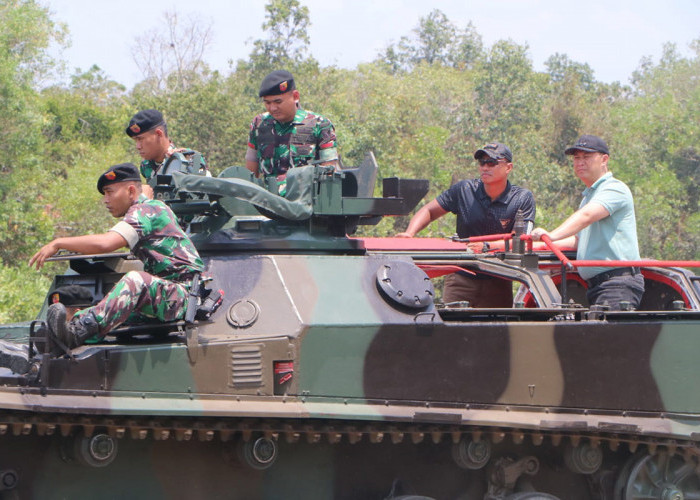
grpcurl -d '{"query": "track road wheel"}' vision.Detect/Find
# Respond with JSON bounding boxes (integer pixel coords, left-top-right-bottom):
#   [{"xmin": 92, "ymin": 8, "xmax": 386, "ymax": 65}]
[
  {"xmin": 564, "ymin": 442, "xmax": 603, "ymax": 474},
  {"xmin": 452, "ymin": 438, "xmax": 492, "ymax": 470},
  {"xmin": 63, "ymin": 431, "xmax": 118, "ymax": 468},
  {"xmin": 614, "ymin": 452, "xmax": 700, "ymax": 500},
  {"xmin": 236, "ymin": 436, "xmax": 278, "ymax": 470},
  {"xmin": 0, "ymin": 470, "xmax": 17, "ymax": 491}
]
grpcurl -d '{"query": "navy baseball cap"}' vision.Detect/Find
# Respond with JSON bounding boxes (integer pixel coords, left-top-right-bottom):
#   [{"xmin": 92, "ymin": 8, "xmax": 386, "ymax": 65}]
[
  {"xmin": 474, "ymin": 142, "xmax": 513, "ymax": 162},
  {"xmin": 565, "ymin": 135, "xmax": 610, "ymax": 155}
]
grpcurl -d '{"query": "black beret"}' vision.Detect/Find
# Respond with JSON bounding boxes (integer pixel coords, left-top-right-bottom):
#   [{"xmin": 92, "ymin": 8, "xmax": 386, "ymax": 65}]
[
  {"xmin": 125, "ymin": 109, "xmax": 165, "ymax": 137},
  {"xmin": 565, "ymin": 134, "xmax": 610, "ymax": 155},
  {"xmin": 259, "ymin": 70, "xmax": 296, "ymax": 97},
  {"xmin": 48, "ymin": 285, "xmax": 94, "ymax": 308},
  {"xmin": 97, "ymin": 163, "xmax": 141, "ymax": 194},
  {"xmin": 474, "ymin": 142, "xmax": 513, "ymax": 162}
]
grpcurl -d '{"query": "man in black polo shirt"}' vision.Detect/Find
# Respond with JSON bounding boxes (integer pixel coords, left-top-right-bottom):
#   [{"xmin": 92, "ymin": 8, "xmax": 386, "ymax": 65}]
[{"xmin": 397, "ymin": 142, "xmax": 535, "ymax": 307}]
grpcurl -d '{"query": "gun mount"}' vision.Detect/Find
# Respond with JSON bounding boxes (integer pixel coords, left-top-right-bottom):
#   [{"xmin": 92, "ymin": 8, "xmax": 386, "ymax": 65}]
[{"xmin": 152, "ymin": 152, "xmax": 428, "ymax": 243}]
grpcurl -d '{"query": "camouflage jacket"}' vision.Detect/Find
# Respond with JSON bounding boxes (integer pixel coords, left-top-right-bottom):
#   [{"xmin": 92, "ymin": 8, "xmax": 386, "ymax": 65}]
[
  {"xmin": 110, "ymin": 195, "xmax": 204, "ymax": 283},
  {"xmin": 248, "ymin": 108, "xmax": 338, "ymax": 177},
  {"xmin": 140, "ymin": 143, "xmax": 207, "ymax": 181}
]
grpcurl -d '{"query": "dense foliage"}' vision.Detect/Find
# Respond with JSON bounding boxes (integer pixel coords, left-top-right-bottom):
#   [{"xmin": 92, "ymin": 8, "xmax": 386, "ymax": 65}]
[{"xmin": 0, "ymin": 0, "xmax": 698, "ymax": 321}]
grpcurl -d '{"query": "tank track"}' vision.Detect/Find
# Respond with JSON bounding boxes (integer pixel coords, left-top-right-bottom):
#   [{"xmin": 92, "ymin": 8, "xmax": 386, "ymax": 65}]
[
  {"xmin": 1, "ymin": 412, "xmax": 699, "ymax": 499},
  {"xmin": 0, "ymin": 411, "xmax": 697, "ymax": 459}
]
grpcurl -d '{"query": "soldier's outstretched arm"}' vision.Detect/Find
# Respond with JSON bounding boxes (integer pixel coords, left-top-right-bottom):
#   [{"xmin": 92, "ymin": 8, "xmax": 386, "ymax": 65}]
[{"xmin": 29, "ymin": 232, "xmax": 128, "ymax": 270}]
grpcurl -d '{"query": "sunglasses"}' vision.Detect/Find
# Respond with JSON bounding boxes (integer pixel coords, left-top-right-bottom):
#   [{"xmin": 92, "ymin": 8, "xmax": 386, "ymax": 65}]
[{"xmin": 478, "ymin": 158, "xmax": 504, "ymax": 166}]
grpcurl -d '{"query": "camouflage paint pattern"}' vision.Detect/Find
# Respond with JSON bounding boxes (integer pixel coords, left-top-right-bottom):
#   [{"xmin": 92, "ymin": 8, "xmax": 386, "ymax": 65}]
[{"xmin": 0, "ymin": 165, "xmax": 698, "ymax": 499}]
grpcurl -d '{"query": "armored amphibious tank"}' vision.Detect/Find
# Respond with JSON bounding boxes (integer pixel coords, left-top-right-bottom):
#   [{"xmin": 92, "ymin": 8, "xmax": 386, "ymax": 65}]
[{"xmin": 0, "ymin": 154, "xmax": 699, "ymax": 500}]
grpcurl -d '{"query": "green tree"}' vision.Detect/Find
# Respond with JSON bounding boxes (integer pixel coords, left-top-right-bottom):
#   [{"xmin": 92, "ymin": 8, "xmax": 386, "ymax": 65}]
[
  {"xmin": 42, "ymin": 66, "xmax": 128, "ymax": 145},
  {"xmin": 146, "ymin": 72, "xmax": 255, "ymax": 172},
  {"xmin": 611, "ymin": 41, "xmax": 700, "ymax": 259},
  {"xmin": 0, "ymin": 0, "xmax": 68, "ymax": 274},
  {"xmin": 468, "ymin": 40, "xmax": 545, "ymax": 148},
  {"xmin": 247, "ymin": 0, "xmax": 313, "ymax": 75},
  {"xmin": 0, "ymin": 0, "xmax": 66, "ymax": 169},
  {"xmin": 378, "ymin": 10, "xmax": 482, "ymax": 72}
]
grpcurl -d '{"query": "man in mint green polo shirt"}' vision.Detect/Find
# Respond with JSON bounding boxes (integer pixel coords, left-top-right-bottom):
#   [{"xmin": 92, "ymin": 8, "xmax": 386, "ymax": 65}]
[{"xmin": 531, "ymin": 135, "xmax": 644, "ymax": 310}]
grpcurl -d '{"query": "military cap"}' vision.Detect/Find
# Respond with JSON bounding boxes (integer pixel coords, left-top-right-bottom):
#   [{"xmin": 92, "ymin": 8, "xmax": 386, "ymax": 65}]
[
  {"xmin": 474, "ymin": 142, "xmax": 513, "ymax": 162},
  {"xmin": 125, "ymin": 109, "xmax": 165, "ymax": 137},
  {"xmin": 565, "ymin": 134, "xmax": 610, "ymax": 155},
  {"xmin": 47, "ymin": 285, "xmax": 94, "ymax": 308},
  {"xmin": 259, "ymin": 70, "xmax": 296, "ymax": 97},
  {"xmin": 97, "ymin": 163, "xmax": 141, "ymax": 194}
]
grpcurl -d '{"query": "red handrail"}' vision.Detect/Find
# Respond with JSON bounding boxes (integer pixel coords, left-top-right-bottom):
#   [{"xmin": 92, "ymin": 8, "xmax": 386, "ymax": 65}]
[
  {"xmin": 464, "ymin": 233, "xmax": 513, "ymax": 242},
  {"xmin": 572, "ymin": 260, "xmax": 700, "ymax": 268},
  {"xmin": 521, "ymin": 234, "xmax": 700, "ymax": 269},
  {"xmin": 539, "ymin": 235, "xmax": 574, "ymax": 270}
]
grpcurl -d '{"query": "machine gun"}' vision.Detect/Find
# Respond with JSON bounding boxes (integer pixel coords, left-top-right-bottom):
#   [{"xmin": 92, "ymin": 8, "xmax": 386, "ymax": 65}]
[{"xmin": 149, "ymin": 152, "xmax": 429, "ymax": 238}]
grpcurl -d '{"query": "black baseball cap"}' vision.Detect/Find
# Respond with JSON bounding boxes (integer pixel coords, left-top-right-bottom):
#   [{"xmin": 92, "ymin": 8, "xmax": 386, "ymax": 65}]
[
  {"xmin": 565, "ymin": 135, "xmax": 610, "ymax": 155},
  {"xmin": 47, "ymin": 285, "xmax": 94, "ymax": 308},
  {"xmin": 125, "ymin": 109, "xmax": 165, "ymax": 137},
  {"xmin": 97, "ymin": 163, "xmax": 141, "ymax": 194},
  {"xmin": 474, "ymin": 142, "xmax": 513, "ymax": 162},
  {"xmin": 259, "ymin": 70, "xmax": 296, "ymax": 97}
]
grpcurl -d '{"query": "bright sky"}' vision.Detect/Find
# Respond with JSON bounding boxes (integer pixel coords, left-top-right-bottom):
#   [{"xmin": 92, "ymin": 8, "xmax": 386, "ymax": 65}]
[{"xmin": 46, "ymin": 0, "xmax": 699, "ymax": 89}]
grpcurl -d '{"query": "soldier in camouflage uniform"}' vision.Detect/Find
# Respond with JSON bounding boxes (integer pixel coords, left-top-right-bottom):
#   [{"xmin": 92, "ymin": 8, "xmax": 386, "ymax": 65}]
[
  {"xmin": 126, "ymin": 109, "xmax": 207, "ymax": 198},
  {"xmin": 245, "ymin": 70, "xmax": 338, "ymax": 193},
  {"xmin": 29, "ymin": 163, "xmax": 204, "ymax": 351}
]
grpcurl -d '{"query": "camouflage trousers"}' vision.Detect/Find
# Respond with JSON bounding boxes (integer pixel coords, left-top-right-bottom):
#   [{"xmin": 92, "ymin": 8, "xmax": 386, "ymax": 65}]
[{"xmin": 74, "ymin": 271, "xmax": 189, "ymax": 337}]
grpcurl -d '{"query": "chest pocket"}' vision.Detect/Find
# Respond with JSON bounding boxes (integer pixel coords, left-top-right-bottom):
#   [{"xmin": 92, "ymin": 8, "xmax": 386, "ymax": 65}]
[
  {"xmin": 294, "ymin": 145, "xmax": 314, "ymax": 156},
  {"xmin": 292, "ymin": 132, "xmax": 313, "ymax": 145}
]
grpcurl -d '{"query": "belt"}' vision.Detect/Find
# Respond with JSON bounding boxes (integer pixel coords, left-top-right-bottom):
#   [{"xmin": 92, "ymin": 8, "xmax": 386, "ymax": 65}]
[{"xmin": 586, "ymin": 267, "xmax": 640, "ymax": 288}]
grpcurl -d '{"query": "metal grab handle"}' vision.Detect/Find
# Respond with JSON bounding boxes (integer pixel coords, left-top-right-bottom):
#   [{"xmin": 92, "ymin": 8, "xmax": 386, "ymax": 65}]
[
  {"xmin": 541, "ymin": 235, "xmax": 575, "ymax": 270},
  {"xmin": 463, "ymin": 233, "xmax": 513, "ymax": 243}
]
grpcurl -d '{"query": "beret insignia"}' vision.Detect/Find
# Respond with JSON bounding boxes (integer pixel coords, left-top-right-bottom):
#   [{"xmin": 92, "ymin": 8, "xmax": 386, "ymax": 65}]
[
  {"xmin": 279, "ymin": 81, "xmax": 288, "ymax": 92},
  {"xmin": 105, "ymin": 171, "xmax": 116, "ymax": 180},
  {"xmin": 129, "ymin": 124, "xmax": 141, "ymax": 134},
  {"xmin": 51, "ymin": 293, "xmax": 60, "ymax": 304}
]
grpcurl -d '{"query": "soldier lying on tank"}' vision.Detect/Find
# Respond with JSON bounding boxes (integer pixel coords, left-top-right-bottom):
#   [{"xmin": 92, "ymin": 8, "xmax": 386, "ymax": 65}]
[
  {"xmin": 396, "ymin": 142, "xmax": 536, "ymax": 308},
  {"xmin": 245, "ymin": 70, "xmax": 339, "ymax": 196},
  {"xmin": 29, "ymin": 163, "xmax": 205, "ymax": 354},
  {"xmin": 126, "ymin": 109, "xmax": 208, "ymax": 199}
]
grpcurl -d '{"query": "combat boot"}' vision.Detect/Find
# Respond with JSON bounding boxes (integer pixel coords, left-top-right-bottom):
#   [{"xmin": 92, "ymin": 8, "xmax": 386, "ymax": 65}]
[
  {"xmin": 47, "ymin": 304, "xmax": 100, "ymax": 351},
  {"xmin": 46, "ymin": 303, "xmax": 70, "ymax": 355},
  {"xmin": 34, "ymin": 321, "xmax": 63, "ymax": 357},
  {"xmin": 67, "ymin": 313, "xmax": 100, "ymax": 348}
]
